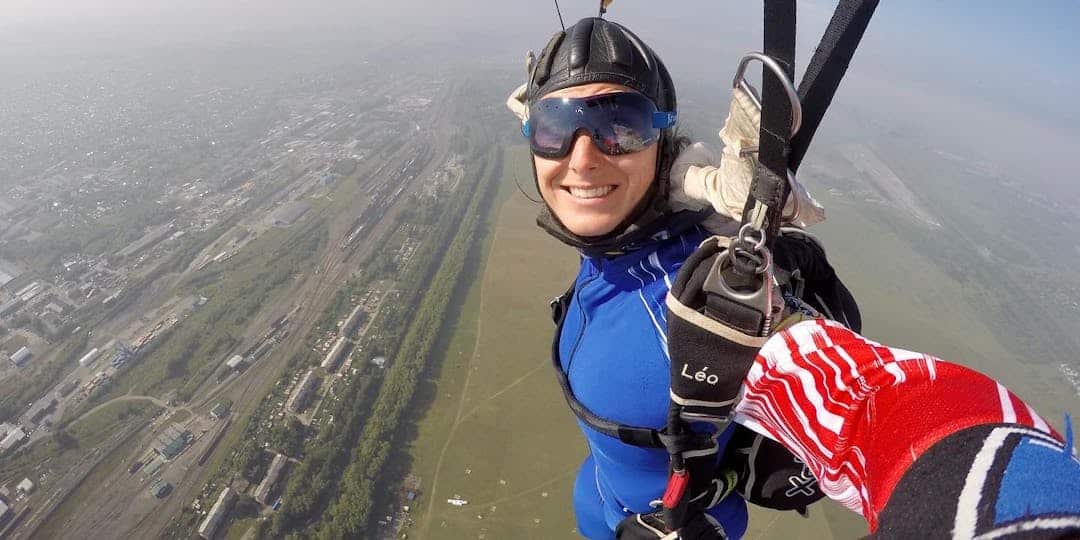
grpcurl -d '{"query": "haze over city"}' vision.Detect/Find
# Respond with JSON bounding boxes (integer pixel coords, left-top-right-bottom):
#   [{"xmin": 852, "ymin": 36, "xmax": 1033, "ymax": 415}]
[{"xmin": 0, "ymin": 1, "xmax": 1076, "ymax": 539}]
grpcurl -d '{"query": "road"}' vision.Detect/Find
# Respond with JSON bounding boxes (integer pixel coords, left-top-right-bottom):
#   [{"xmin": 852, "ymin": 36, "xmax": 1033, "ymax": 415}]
[{"xmin": 65, "ymin": 394, "xmax": 184, "ymax": 426}]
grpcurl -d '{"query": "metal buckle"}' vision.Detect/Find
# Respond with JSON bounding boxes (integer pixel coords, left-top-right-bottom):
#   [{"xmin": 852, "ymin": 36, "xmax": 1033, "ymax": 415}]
[
  {"xmin": 736, "ymin": 222, "xmax": 766, "ymax": 255},
  {"xmin": 701, "ymin": 239, "xmax": 777, "ymax": 337}
]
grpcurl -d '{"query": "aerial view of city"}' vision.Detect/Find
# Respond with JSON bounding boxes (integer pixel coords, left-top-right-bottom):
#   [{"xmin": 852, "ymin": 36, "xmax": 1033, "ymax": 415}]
[{"xmin": 0, "ymin": 1, "xmax": 1077, "ymax": 539}]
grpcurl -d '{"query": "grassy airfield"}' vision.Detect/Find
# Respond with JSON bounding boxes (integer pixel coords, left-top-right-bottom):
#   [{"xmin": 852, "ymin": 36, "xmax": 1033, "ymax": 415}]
[
  {"xmin": 402, "ymin": 147, "xmax": 585, "ymax": 539},
  {"xmin": 402, "ymin": 144, "xmax": 1077, "ymax": 539},
  {"xmin": 812, "ymin": 186, "xmax": 1078, "ymax": 427}
]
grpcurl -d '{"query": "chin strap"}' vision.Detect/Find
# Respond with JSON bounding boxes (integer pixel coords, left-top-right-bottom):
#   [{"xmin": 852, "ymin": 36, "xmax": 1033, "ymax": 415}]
[{"xmin": 535, "ymin": 202, "xmax": 711, "ymax": 258}]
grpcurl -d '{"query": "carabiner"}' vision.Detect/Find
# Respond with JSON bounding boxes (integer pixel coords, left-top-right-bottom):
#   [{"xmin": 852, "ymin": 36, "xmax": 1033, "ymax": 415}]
[{"xmin": 732, "ymin": 52, "xmax": 803, "ymax": 138}]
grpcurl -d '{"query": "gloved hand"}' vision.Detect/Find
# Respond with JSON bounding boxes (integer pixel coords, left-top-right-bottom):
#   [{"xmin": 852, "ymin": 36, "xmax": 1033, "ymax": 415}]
[
  {"xmin": 651, "ymin": 232, "xmax": 833, "ymax": 538},
  {"xmin": 617, "ymin": 235, "xmax": 779, "ymax": 538},
  {"xmin": 505, "ymin": 50, "xmax": 535, "ymax": 122},
  {"xmin": 506, "ymin": 82, "xmax": 527, "ymax": 122},
  {"xmin": 668, "ymin": 85, "xmax": 825, "ymax": 230},
  {"xmin": 616, "ymin": 509, "xmax": 730, "ymax": 539},
  {"xmin": 720, "ymin": 424, "xmax": 824, "ymax": 512},
  {"xmin": 665, "ymin": 235, "xmax": 778, "ymax": 422},
  {"xmin": 616, "ymin": 234, "xmax": 832, "ymax": 538}
]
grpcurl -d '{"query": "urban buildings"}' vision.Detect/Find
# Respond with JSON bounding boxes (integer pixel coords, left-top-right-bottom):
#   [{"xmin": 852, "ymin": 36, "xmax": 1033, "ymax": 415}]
[
  {"xmin": 254, "ymin": 453, "xmax": 287, "ymax": 504},
  {"xmin": 320, "ymin": 337, "xmax": 348, "ymax": 372},
  {"xmin": 152, "ymin": 424, "xmax": 193, "ymax": 461},
  {"xmin": 0, "ymin": 426, "xmax": 26, "ymax": 452},
  {"xmin": 286, "ymin": 369, "xmax": 319, "ymax": 413},
  {"xmin": 78, "ymin": 347, "xmax": 100, "ymax": 367},
  {"xmin": 225, "ymin": 354, "xmax": 244, "ymax": 371},
  {"xmin": 197, "ymin": 487, "xmax": 236, "ymax": 539},
  {"xmin": 9, "ymin": 346, "xmax": 31, "ymax": 367}
]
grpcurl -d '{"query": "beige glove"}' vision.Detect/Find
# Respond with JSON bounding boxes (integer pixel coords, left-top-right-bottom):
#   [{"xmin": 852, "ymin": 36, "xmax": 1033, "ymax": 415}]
[
  {"xmin": 506, "ymin": 51, "xmax": 535, "ymax": 122},
  {"xmin": 506, "ymin": 83, "xmax": 527, "ymax": 122},
  {"xmin": 670, "ymin": 86, "xmax": 825, "ymax": 230}
]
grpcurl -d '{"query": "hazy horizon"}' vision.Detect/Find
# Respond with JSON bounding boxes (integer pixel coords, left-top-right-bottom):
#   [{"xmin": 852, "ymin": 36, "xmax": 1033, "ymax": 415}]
[{"xmin": 4, "ymin": 1, "xmax": 1077, "ymax": 193}]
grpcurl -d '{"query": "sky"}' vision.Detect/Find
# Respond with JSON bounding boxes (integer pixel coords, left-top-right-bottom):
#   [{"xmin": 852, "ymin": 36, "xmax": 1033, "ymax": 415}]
[{"xmin": 1, "ymin": 0, "xmax": 1077, "ymax": 194}]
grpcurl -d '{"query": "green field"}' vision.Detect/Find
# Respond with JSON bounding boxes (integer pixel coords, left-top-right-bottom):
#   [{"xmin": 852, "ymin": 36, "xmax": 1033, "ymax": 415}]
[
  {"xmin": 811, "ymin": 186, "xmax": 1079, "ymax": 424},
  {"xmin": 402, "ymin": 147, "xmax": 585, "ymax": 539}
]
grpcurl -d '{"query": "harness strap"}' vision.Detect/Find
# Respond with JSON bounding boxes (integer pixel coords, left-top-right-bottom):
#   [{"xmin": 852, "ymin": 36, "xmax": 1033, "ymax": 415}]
[
  {"xmin": 741, "ymin": 0, "xmax": 797, "ymax": 247},
  {"xmin": 790, "ymin": 0, "xmax": 880, "ymax": 172},
  {"xmin": 547, "ymin": 229, "xmax": 861, "ymax": 451},
  {"xmin": 549, "ymin": 286, "xmax": 665, "ymax": 448}
]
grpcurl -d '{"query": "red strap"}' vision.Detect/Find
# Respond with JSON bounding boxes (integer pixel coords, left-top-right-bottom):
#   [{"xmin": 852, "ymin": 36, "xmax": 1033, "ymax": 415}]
[{"xmin": 662, "ymin": 469, "xmax": 690, "ymax": 509}]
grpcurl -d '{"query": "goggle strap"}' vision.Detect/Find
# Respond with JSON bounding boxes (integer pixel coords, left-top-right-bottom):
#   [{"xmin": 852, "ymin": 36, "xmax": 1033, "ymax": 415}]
[{"xmin": 653, "ymin": 111, "xmax": 678, "ymax": 129}]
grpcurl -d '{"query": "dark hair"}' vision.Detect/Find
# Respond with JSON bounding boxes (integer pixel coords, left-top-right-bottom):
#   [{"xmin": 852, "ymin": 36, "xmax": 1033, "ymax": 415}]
[{"xmin": 657, "ymin": 129, "xmax": 691, "ymax": 194}]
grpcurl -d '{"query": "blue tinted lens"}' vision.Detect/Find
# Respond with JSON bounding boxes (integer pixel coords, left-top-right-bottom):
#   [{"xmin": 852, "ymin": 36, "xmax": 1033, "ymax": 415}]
[{"xmin": 527, "ymin": 92, "xmax": 670, "ymax": 158}]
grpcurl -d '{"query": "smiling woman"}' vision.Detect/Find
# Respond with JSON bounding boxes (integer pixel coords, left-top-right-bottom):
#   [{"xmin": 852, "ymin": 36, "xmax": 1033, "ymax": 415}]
[
  {"xmin": 531, "ymin": 84, "xmax": 660, "ymax": 237},
  {"xmin": 521, "ymin": 17, "xmax": 699, "ymax": 258},
  {"xmin": 518, "ymin": 16, "xmax": 756, "ymax": 540}
]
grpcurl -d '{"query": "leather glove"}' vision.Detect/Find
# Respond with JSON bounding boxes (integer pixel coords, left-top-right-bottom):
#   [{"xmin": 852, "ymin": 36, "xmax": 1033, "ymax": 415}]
[
  {"xmin": 721, "ymin": 424, "xmax": 824, "ymax": 512},
  {"xmin": 666, "ymin": 235, "xmax": 779, "ymax": 423},
  {"xmin": 645, "ymin": 235, "xmax": 781, "ymax": 537},
  {"xmin": 619, "ymin": 235, "xmax": 829, "ymax": 539},
  {"xmin": 667, "ymin": 235, "xmax": 829, "ymax": 523}
]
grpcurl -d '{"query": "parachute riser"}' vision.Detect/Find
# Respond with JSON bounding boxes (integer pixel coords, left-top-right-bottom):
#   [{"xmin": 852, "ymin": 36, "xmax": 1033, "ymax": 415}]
[{"xmin": 657, "ymin": 2, "xmax": 880, "ymax": 535}]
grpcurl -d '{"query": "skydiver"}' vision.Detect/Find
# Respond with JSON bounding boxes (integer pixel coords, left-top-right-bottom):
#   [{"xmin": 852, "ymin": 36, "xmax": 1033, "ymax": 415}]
[
  {"xmin": 508, "ymin": 15, "xmax": 1079, "ymax": 540},
  {"xmin": 508, "ymin": 16, "xmax": 832, "ymax": 539}
]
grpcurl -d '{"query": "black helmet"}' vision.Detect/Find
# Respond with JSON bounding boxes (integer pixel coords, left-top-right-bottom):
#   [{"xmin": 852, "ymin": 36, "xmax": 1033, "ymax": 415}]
[
  {"xmin": 527, "ymin": 17, "xmax": 676, "ymax": 114},
  {"xmin": 527, "ymin": 17, "xmax": 705, "ymax": 256}
]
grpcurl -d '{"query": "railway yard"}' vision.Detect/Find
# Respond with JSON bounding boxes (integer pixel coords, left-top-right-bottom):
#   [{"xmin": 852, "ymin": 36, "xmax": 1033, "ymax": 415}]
[{"xmin": 0, "ymin": 54, "xmax": 507, "ymax": 538}]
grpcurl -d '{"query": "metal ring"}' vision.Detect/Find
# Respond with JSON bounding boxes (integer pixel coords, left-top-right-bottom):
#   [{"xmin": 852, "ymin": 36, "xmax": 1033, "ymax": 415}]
[
  {"xmin": 754, "ymin": 246, "xmax": 772, "ymax": 275},
  {"xmin": 732, "ymin": 52, "xmax": 802, "ymax": 137},
  {"xmin": 736, "ymin": 222, "xmax": 766, "ymax": 253},
  {"xmin": 781, "ymin": 169, "xmax": 801, "ymax": 223}
]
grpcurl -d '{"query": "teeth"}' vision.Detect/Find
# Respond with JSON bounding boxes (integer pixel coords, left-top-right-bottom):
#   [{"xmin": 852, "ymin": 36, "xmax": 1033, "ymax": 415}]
[{"xmin": 567, "ymin": 185, "xmax": 615, "ymax": 199}]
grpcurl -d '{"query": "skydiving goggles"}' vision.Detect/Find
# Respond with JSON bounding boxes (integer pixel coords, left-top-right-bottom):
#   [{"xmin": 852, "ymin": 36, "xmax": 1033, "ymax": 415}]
[{"xmin": 521, "ymin": 92, "xmax": 677, "ymax": 159}]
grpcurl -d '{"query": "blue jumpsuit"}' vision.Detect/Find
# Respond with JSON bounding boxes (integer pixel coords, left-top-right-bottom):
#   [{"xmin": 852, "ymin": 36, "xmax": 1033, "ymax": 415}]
[{"xmin": 557, "ymin": 225, "xmax": 749, "ymax": 539}]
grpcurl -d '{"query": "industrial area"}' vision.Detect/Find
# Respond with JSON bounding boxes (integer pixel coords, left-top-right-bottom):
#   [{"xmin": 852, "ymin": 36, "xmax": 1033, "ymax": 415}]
[{"xmin": 0, "ymin": 36, "xmax": 498, "ymax": 537}]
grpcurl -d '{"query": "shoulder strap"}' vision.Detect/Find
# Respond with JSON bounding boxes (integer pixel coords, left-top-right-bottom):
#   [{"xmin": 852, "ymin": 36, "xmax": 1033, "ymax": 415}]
[
  {"xmin": 741, "ymin": 0, "xmax": 798, "ymax": 247},
  {"xmin": 740, "ymin": 0, "xmax": 879, "ymax": 248}
]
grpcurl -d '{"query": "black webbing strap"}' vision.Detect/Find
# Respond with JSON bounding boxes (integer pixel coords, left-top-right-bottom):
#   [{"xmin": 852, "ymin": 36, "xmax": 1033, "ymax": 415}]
[
  {"xmin": 549, "ymin": 286, "xmax": 664, "ymax": 448},
  {"xmin": 790, "ymin": 0, "xmax": 880, "ymax": 172},
  {"xmin": 741, "ymin": 0, "xmax": 797, "ymax": 247}
]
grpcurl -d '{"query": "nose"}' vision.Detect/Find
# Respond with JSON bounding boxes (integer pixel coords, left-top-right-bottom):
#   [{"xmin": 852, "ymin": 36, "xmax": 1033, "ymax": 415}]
[{"xmin": 567, "ymin": 130, "xmax": 604, "ymax": 173}]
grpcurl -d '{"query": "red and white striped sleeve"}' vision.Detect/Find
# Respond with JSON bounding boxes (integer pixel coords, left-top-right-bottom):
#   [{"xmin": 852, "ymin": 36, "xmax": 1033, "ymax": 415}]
[{"xmin": 731, "ymin": 318, "xmax": 1060, "ymax": 531}]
